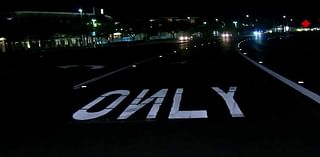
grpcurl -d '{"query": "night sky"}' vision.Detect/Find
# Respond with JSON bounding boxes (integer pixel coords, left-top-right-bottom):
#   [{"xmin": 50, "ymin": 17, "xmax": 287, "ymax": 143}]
[{"xmin": 1, "ymin": 0, "xmax": 319, "ymax": 19}]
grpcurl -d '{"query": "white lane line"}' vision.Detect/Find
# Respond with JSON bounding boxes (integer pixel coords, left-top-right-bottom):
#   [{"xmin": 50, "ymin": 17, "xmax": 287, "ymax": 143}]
[
  {"xmin": 237, "ymin": 46, "xmax": 320, "ymax": 104},
  {"xmin": 57, "ymin": 65, "xmax": 78, "ymax": 69},
  {"xmin": 73, "ymin": 56, "xmax": 158, "ymax": 89}
]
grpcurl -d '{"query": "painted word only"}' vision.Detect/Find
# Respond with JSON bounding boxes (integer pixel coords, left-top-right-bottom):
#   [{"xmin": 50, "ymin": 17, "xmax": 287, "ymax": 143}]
[{"xmin": 73, "ymin": 87, "xmax": 245, "ymax": 120}]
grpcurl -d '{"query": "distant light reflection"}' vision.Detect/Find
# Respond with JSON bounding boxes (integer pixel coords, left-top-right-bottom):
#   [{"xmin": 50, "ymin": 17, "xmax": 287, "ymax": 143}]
[
  {"xmin": 179, "ymin": 42, "xmax": 189, "ymax": 50},
  {"xmin": 221, "ymin": 33, "xmax": 231, "ymax": 48},
  {"xmin": 253, "ymin": 30, "xmax": 263, "ymax": 44},
  {"xmin": 221, "ymin": 34, "xmax": 230, "ymax": 43}
]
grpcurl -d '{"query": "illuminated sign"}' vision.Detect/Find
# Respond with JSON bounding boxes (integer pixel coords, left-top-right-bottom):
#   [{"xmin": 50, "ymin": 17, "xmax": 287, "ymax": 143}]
[
  {"xmin": 72, "ymin": 87, "xmax": 245, "ymax": 121},
  {"xmin": 301, "ymin": 20, "xmax": 311, "ymax": 28}
]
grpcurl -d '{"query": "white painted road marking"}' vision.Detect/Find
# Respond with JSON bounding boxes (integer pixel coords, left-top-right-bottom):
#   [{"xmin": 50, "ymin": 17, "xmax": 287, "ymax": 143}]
[
  {"xmin": 73, "ymin": 87, "xmax": 245, "ymax": 121},
  {"xmin": 73, "ymin": 65, "xmax": 132, "ymax": 90},
  {"xmin": 117, "ymin": 89, "xmax": 168, "ymax": 119},
  {"xmin": 238, "ymin": 41, "xmax": 320, "ymax": 104},
  {"xmin": 169, "ymin": 88, "xmax": 208, "ymax": 119},
  {"xmin": 57, "ymin": 65, "xmax": 78, "ymax": 69},
  {"xmin": 73, "ymin": 90, "xmax": 130, "ymax": 120},
  {"xmin": 85, "ymin": 65, "xmax": 105, "ymax": 70},
  {"xmin": 57, "ymin": 65, "xmax": 105, "ymax": 70},
  {"xmin": 73, "ymin": 56, "xmax": 158, "ymax": 89},
  {"xmin": 212, "ymin": 87, "xmax": 245, "ymax": 117}
]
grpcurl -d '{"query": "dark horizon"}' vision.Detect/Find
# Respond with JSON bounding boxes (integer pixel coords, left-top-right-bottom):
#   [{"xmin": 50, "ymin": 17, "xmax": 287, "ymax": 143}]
[{"xmin": 1, "ymin": 0, "xmax": 320, "ymax": 18}]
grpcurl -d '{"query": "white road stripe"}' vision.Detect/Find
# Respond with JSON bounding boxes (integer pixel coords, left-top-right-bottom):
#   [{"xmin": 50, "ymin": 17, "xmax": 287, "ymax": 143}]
[
  {"xmin": 73, "ymin": 56, "xmax": 158, "ymax": 89},
  {"xmin": 237, "ymin": 42, "xmax": 320, "ymax": 104}
]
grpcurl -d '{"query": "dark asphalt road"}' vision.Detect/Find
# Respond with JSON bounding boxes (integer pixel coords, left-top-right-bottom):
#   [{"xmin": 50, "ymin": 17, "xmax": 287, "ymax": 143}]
[
  {"xmin": 243, "ymin": 32, "xmax": 320, "ymax": 94},
  {"xmin": 1, "ymin": 35, "xmax": 320, "ymax": 156}
]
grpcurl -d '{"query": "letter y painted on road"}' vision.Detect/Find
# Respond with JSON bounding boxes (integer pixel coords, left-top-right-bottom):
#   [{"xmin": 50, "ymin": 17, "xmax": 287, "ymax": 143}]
[{"xmin": 212, "ymin": 87, "xmax": 245, "ymax": 117}]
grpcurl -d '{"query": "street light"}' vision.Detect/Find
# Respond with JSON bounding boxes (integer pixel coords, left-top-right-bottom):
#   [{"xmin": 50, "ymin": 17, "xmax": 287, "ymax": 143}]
[
  {"xmin": 78, "ymin": 8, "xmax": 84, "ymax": 47},
  {"xmin": 91, "ymin": 19, "xmax": 97, "ymax": 27},
  {"xmin": 246, "ymin": 14, "xmax": 250, "ymax": 18},
  {"xmin": 233, "ymin": 21, "xmax": 238, "ymax": 28},
  {"xmin": 78, "ymin": 8, "xmax": 84, "ymax": 20},
  {"xmin": 282, "ymin": 15, "xmax": 289, "ymax": 32},
  {"xmin": 78, "ymin": 8, "xmax": 83, "ymax": 13}
]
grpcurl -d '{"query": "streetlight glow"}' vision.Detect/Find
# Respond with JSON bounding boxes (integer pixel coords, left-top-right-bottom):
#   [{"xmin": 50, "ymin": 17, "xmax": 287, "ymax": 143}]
[
  {"xmin": 233, "ymin": 21, "xmax": 238, "ymax": 28},
  {"xmin": 284, "ymin": 26, "xmax": 289, "ymax": 32}
]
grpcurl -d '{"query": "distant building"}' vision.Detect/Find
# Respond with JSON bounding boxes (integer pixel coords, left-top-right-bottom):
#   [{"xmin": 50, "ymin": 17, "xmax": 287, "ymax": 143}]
[
  {"xmin": 0, "ymin": 12, "xmax": 210, "ymax": 52},
  {"xmin": 0, "ymin": 10, "xmax": 113, "ymax": 52}
]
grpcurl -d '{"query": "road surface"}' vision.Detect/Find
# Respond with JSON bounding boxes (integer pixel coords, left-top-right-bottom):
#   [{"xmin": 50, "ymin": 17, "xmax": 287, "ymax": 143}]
[{"xmin": 1, "ymin": 35, "xmax": 320, "ymax": 156}]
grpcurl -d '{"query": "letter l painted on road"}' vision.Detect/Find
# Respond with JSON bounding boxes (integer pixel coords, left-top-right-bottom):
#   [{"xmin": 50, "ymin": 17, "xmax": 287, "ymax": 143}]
[{"xmin": 169, "ymin": 88, "xmax": 208, "ymax": 119}]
